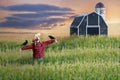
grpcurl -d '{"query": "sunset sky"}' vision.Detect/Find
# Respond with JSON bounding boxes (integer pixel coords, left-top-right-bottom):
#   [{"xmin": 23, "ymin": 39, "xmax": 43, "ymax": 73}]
[{"xmin": 0, "ymin": 0, "xmax": 120, "ymax": 29}]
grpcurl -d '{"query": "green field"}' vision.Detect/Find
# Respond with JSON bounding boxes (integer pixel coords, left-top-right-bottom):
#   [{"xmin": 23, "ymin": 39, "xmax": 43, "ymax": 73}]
[{"xmin": 0, "ymin": 36, "xmax": 120, "ymax": 80}]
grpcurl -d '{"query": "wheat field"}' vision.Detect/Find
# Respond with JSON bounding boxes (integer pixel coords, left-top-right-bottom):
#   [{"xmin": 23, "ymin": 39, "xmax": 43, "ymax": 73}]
[{"xmin": 0, "ymin": 36, "xmax": 120, "ymax": 80}]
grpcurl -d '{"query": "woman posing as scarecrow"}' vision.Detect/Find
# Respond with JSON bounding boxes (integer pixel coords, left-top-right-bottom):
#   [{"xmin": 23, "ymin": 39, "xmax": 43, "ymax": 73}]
[{"xmin": 21, "ymin": 33, "xmax": 57, "ymax": 62}]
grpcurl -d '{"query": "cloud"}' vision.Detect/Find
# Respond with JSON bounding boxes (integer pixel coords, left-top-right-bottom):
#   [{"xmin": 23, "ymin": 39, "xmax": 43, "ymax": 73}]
[
  {"xmin": 0, "ymin": 16, "xmax": 65, "ymax": 28},
  {"xmin": 12, "ymin": 12, "xmax": 73, "ymax": 18},
  {"xmin": 0, "ymin": 4, "xmax": 73, "ymax": 12},
  {"xmin": 0, "ymin": 4, "xmax": 74, "ymax": 28},
  {"xmin": 0, "ymin": 5, "xmax": 6, "ymax": 10}
]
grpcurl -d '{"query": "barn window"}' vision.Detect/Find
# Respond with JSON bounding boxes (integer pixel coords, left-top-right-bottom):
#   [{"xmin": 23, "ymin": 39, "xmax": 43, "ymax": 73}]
[{"xmin": 88, "ymin": 13, "xmax": 98, "ymax": 25}]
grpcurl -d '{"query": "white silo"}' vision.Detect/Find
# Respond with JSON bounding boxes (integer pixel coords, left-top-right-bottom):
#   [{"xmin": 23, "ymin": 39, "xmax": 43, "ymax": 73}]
[{"xmin": 95, "ymin": 2, "xmax": 106, "ymax": 20}]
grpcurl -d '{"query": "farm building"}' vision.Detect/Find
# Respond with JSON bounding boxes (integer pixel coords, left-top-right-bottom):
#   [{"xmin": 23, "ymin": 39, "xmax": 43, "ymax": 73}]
[{"xmin": 70, "ymin": 2, "xmax": 108, "ymax": 36}]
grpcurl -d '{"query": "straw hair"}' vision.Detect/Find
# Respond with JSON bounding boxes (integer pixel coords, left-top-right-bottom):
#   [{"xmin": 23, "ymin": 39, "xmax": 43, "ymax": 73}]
[{"xmin": 33, "ymin": 33, "xmax": 41, "ymax": 42}]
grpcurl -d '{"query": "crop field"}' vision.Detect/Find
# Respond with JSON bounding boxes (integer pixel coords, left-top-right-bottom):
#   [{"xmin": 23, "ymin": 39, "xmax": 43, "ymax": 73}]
[{"xmin": 0, "ymin": 36, "xmax": 120, "ymax": 80}]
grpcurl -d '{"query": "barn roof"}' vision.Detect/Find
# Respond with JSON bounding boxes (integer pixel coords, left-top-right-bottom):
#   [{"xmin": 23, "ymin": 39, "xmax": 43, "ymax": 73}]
[
  {"xmin": 77, "ymin": 13, "xmax": 88, "ymax": 17},
  {"xmin": 71, "ymin": 12, "xmax": 91, "ymax": 28},
  {"xmin": 70, "ymin": 12, "xmax": 104, "ymax": 28},
  {"xmin": 71, "ymin": 16, "xmax": 84, "ymax": 28}
]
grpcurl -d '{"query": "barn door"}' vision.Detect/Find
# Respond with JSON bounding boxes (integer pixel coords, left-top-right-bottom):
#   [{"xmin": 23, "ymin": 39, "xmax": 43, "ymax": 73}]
[
  {"xmin": 87, "ymin": 27, "xmax": 99, "ymax": 35},
  {"xmin": 86, "ymin": 26, "xmax": 100, "ymax": 36}
]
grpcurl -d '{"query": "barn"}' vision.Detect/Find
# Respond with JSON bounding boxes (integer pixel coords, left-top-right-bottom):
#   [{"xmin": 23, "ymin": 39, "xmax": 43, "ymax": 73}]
[{"xmin": 70, "ymin": 2, "xmax": 108, "ymax": 36}]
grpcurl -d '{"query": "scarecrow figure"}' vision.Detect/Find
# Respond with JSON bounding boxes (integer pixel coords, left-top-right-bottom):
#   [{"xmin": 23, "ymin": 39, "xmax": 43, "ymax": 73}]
[{"xmin": 21, "ymin": 33, "xmax": 57, "ymax": 62}]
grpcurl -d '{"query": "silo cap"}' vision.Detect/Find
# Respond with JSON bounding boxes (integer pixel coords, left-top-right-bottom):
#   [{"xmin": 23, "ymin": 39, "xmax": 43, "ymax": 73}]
[{"xmin": 95, "ymin": 2, "xmax": 105, "ymax": 8}]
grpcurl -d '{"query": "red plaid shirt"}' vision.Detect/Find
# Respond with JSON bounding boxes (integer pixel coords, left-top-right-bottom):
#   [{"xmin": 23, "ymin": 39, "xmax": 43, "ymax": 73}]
[{"xmin": 21, "ymin": 40, "xmax": 55, "ymax": 58}]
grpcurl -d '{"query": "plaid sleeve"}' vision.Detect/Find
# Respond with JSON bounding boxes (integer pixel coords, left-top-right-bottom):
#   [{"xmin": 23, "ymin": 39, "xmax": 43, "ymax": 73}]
[{"xmin": 21, "ymin": 44, "xmax": 33, "ymax": 50}]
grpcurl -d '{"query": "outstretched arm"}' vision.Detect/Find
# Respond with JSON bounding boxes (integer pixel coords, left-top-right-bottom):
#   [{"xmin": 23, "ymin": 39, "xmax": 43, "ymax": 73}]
[
  {"xmin": 43, "ymin": 39, "xmax": 56, "ymax": 46},
  {"xmin": 21, "ymin": 44, "xmax": 33, "ymax": 50}
]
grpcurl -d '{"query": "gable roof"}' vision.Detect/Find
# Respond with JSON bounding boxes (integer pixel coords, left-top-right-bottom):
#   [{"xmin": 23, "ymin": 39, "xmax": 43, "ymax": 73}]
[
  {"xmin": 71, "ymin": 12, "xmax": 105, "ymax": 28},
  {"xmin": 71, "ymin": 16, "xmax": 84, "ymax": 28},
  {"xmin": 71, "ymin": 12, "xmax": 91, "ymax": 28},
  {"xmin": 77, "ymin": 13, "xmax": 88, "ymax": 17}
]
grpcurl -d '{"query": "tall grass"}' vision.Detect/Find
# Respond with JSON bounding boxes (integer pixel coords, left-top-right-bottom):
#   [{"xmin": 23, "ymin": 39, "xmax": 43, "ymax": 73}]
[{"xmin": 0, "ymin": 36, "xmax": 120, "ymax": 80}]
